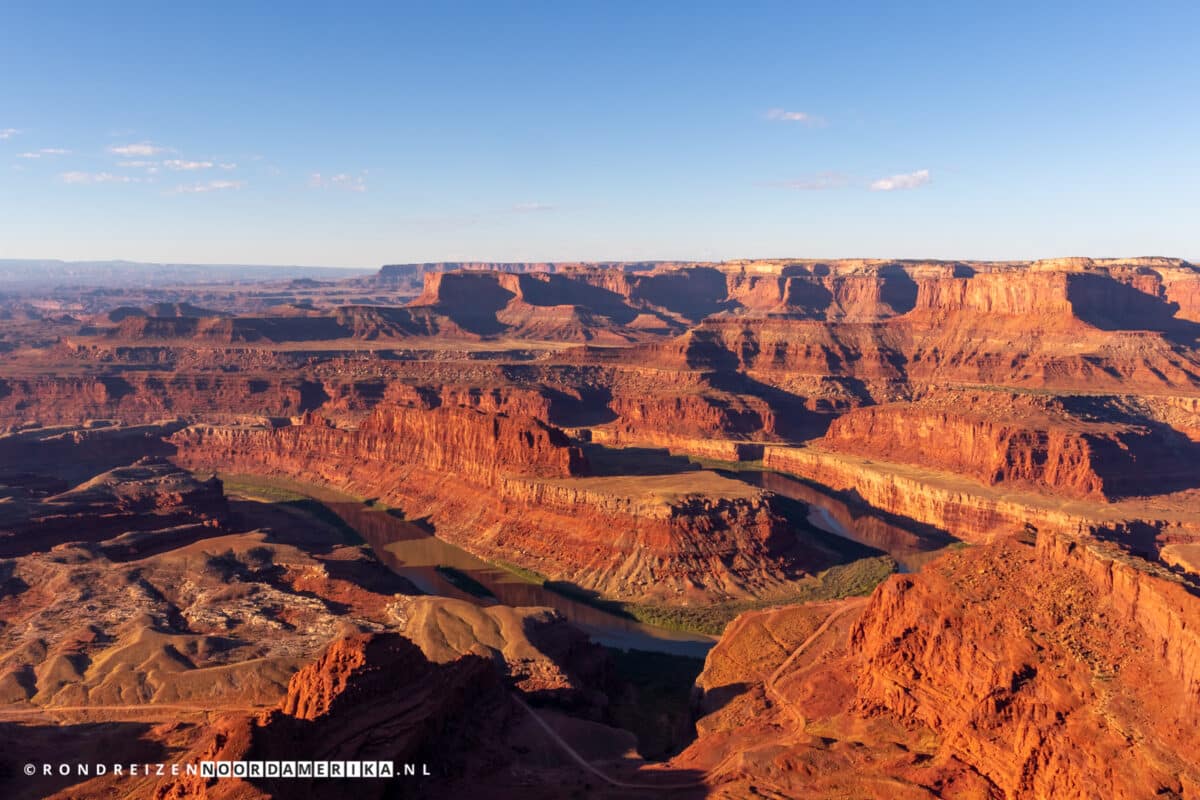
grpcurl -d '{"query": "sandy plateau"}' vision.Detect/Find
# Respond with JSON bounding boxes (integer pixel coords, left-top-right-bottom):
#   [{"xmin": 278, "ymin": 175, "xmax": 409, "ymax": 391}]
[{"xmin": 1, "ymin": 256, "xmax": 1199, "ymax": 798}]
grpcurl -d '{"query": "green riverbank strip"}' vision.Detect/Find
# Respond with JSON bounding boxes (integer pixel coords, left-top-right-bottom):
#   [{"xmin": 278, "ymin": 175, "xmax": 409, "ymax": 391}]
[{"xmin": 494, "ymin": 555, "xmax": 895, "ymax": 636}]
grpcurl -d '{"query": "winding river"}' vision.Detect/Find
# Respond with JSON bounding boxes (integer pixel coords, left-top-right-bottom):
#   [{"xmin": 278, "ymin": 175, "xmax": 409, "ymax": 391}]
[
  {"xmin": 230, "ymin": 468, "xmax": 954, "ymax": 658},
  {"xmin": 737, "ymin": 470, "xmax": 957, "ymax": 573}
]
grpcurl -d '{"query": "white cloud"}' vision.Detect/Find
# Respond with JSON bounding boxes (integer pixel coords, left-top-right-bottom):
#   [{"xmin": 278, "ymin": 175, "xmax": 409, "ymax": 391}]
[
  {"xmin": 163, "ymin": 159, "xmax": 214, "ymax": 171},
  {"xmin": 218, "ymin": 162, "xmax": 237, "ymax": 170},
  {"xmin": 309, "ymin": 172, "xmax": 366, "ymax": 192},
  {"xmin": 0, "ymin": 128, "xmax": 19, "ymax": 140},
  {"xmin": 109, "ymin": 142, "xmax": 170, "ymax": 157},
  {"xmin": 512, "ymin": 202, "xmax": 555, "ymax": 212},
  {"xmin": 869, "ymin": 169, "xmax": 932, "ymax": 192},
  {"xmin": 765, "ymin": 108, "xmax": 823, "ymax": 125},
  {"xmin": 117, "ymin": 160, "xmax": 161, "ymax": 175},
  {"xmin": 61, "ymin": 171, "xmax": 138, "ymax": 184},
  {"xmin": 172, "ymin": 179, "xmax": 245, "ymax": 194},
  {"xmin": 18, "ymin": 148, "xmax": 71, "ymax": 159}
]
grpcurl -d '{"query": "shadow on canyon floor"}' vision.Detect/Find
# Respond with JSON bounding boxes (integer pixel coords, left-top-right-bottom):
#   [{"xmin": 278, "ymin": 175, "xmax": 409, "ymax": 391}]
[
  {"xmin": 0, "ymin": 720, "xmax": 171, "ymax": 800},
  {"xmin": 579, "ymin": 444, "xmax": 700, "ymax": 476}
]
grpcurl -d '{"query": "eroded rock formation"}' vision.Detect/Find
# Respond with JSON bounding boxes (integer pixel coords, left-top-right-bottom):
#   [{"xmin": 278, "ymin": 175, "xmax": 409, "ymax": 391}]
[
  {"xmin": 171, "ymin": 405, "xmax": 833, "ymax": 602},
  {"xmin": 675, "ymin": 534, "xmax": 1200, "ymax": 799}
]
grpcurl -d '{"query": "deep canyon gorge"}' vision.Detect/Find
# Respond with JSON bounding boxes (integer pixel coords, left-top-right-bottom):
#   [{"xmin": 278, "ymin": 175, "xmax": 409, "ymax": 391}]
[{"xmin": 1, "ymin": 256, "xmax": 1199, "ymax": 798}]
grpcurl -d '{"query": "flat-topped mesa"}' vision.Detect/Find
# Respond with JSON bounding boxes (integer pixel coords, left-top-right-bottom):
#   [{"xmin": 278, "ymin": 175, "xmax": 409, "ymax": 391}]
[
  {"xmin": 406, "ymin": 269, "xmax": 679, "ymax": 341},
  {"xmin": 1028, "ymin": 255, "xmax": 1194, "ymax": 272},
  {"xmin": 173, "ymin": 402, "xmax": 587, "ymax": 488},
  {"xmin": 907, "ymin": 270, "xmax": 1074, "ymax": 320},
  {"xmin": 819, "ymin": 395, "xmax": 1200, "ymax": 501},
  {"xmin": 719, "ymin": 264, "xmax": 924, "ymax": 321},
  {"xmin": 905, "ymin": 262, "xmax": 1200, "ymax": 332},
  {"xmin": 376, "ymin": 260, "xmax": 665, "ymax": 282},
  {"xmin": 600, "ymin": 390, "xmax": 779, "ymax": 443},
  {"xmin": 381, "ymin": 262, "xmax": 560, "ymax": 281},
  {"xmin": 492, "ymin": 472, "xmax": 827, "ymax": 601}
]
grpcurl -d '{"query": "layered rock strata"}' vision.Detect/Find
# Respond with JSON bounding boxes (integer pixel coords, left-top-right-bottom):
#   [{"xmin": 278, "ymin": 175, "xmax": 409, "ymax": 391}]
[{"xmin": 172, "ymin": 404, "xmax": 822, "ymax": 602}]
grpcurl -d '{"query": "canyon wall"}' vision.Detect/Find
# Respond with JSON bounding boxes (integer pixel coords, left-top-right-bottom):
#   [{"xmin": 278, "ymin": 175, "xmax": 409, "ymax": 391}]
[
  {"xmin": 820, "ymin": 398, "xmax": 1197, "ymax": 500},
  {"xmin": 172, "ymin": 405, "xmax": 826, "ymax": 602},
  {"xmin": 761, "ymin": 444, "xmax": 1129, "ymax": 543}
]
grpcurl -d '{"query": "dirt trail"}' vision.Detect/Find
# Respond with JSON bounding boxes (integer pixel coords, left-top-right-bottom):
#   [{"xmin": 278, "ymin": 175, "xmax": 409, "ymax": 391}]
[
  {"xmin": 0, "ymin": 703, "xmax": 263, "ymax": 720},
  {"xmin": 765, "ymin": 597, "xmax": 869, "ymax": 725}
]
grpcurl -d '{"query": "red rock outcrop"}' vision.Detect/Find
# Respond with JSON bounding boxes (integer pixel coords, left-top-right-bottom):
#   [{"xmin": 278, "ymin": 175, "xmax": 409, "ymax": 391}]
[
  {"xmin": 0, "ymin": 372, "xmax": 334, "ymax": 426},
  {"xmin": 158, "ymin": 633, "xmax": 509, "ymax": 800},
  {"xmin": 847, "ymin": 535, "xmax": 1200, "ymax": 797},
  {"xmin": 820, "ymin": 394, "xmax": 1199, "ymax": 500},
  {"xmin": 672, "ymin": 534, "xmax": 1200, "ymax": 798},
  {"xmin": 762, "ymin": 441, "xmax": 1200, "ymax": 550},
  {"xmin": 602, "ymin": 390, "xmax": 777, "ymax": 441}
]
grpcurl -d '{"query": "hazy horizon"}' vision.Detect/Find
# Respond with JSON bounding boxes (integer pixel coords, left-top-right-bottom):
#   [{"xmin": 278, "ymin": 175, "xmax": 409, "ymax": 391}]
[{"xmin": 2, "ymin": 252, "xmax": 1197, "ymax": 276}]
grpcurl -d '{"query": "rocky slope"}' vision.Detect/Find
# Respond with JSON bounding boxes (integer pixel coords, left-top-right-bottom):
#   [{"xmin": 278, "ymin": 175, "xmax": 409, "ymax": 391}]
[
  {"xmin": 673, "ymin": 533, "xmax": 1200, "ymax": 798},
  {"xmin": 0, "ymin": 456, "xmax": 228, "ymax": 557}
]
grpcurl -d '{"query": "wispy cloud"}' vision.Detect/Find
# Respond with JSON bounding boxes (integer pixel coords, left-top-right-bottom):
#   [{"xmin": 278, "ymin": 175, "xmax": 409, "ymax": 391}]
[
  {"xmin": 309, "ymin": 172, "xmax": 367, "ymax": 192},
  {"xmin": 18, "ymin": 148, "xmax": 71, "ymax": 159},
  {"xmin": 218, "ymin": 162, "xmax": 237, "ymax": 170},
  {"xmin": 512, "ymin": 202, "xmax": 554, "ymax": 213},
  {"xmin": 163, "ymin": 159, "xmax": 214, "ymax": 171},
  {"xmin": 770, "ymin": 172, "xmax": 849, "ymax": 191},
  {"xmin": 765, "ymin": 108, "xmax": 824, "ymax": 126},
  {"xmin": 61, "ymin": 171, "xmax": 140, "ymax": 185},
  {"xmin": 0, "ymin": 128, "xmax": 19, "ymax": 140},
  {"xmin": 869, "ymin": 169, "xmax": 931, "ymax": 192},
  {"xmin": 109, "ymin": 141, "xmax": 171, "ymax": 157},
  {"xmin": 117, "ymin": 160, "xmax": 160, "ymax": 175},
  {"xmin": 172, "ymin": 179, "xmax": 245, "ymax": 194}
]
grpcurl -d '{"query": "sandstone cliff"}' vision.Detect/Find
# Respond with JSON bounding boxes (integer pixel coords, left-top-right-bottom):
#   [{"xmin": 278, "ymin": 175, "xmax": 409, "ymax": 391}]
[
  {"xmin": 674, "ymin": 534, "xmax": 1200, "ymax": 798},
  {"xmin": 171, "ymin": 405, "xmax": 826, "ymax": 603},
  {"xmin": 820, "ymin": 394, "xmax": 1199, "ymax": 500}
]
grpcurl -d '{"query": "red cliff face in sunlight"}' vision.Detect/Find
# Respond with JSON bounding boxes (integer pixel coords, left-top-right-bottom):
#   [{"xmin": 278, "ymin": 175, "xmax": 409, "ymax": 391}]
[
  {"xmin": 819, "ymin": 393, "xmax": 1199, "ymax": 501},
  {"xmin": 674, "ymin": 534, "xmax": 1200, "ymax": 799}
]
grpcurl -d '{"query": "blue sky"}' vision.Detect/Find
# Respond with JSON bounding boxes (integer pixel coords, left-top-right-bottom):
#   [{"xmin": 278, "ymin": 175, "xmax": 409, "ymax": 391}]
[{"xmin": 1, "ymin": 1, "xmax": 1196, "ymax": 267}]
